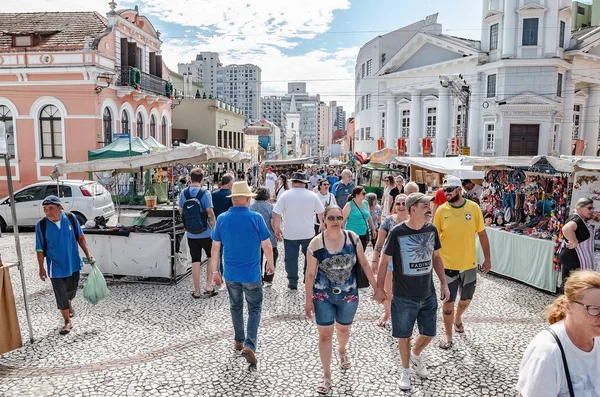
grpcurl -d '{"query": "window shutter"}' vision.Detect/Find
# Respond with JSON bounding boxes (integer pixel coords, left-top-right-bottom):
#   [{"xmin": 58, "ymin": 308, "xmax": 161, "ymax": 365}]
[
  {"xmin": 155, "ymin": 55, "xmax": 163, "ymax": 78},
  {"xmin": 128, "ymin": 42, "xmax": 137, "ymax": 68},
  {"xmin": 149, "ymin": 52, "xmax": 156, "ymax": 75},
  {"xmin": 120, "ymin": 38, "xmax": 129, "ymax": 67}
]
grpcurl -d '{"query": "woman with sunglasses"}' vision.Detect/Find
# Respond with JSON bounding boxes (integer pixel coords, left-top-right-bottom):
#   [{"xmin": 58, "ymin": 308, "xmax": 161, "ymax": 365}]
[
  {"xmin": 371, "ymin": 194, "xmax": 408, "ymax": 327},
  {"xmin": 559, "ymin": 198, "xmax": 598, "ymax": 290},
  {"xmin": 517, "ymin": 270, "xmax": 600, "ymax": 397},
  {"xmin": 305, "ymin": 205, "xmax": 378, "ymax": 395},
  {"xmin": 381, "ymin": 175, "xmax": 396, "ymax": 218},
  {"xmin": 314, "ymin": 179, "xmax": 336, "ymax": 234},
  {"xmin": 342, "ymin": 187, "xmax": 377, "ymax": 249}
]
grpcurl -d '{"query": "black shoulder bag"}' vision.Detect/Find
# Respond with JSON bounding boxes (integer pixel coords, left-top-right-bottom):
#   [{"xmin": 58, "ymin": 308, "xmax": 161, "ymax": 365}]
[
  {"xmin": 352, "ymin": 200, "xmax": 371, "ymax": 237},
  {"xmin": 347, "ymin": 231, "xmax": 369, "ymax": 289},
  {"xmin": 546, "ymin": 328, "xmax": 575, "ymax": 397}
]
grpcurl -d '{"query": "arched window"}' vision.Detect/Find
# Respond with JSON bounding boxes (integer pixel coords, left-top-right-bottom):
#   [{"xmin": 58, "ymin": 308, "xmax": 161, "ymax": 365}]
[
  {"xmin": 150, "ymin": 115, "xmax": 156, "ymax": 138},
  {"xmin": 103, "ymin": 107, "xmax": 113, "ymax": 146},
  {"xmin": 161, "ymin": 117, "xmax": 168, "ymax": 144},
  {"xmin": 136, "ymin": 113, "xmax": 144, "ymax": 138},
  {"xmin": 39, "ymin": 105, "xmax": 62, "ymax": 159},
  {"xmin": 0, "ymin": 105, "xmax": 15, "ymax": 157},
  {"xmin": 121, "ymin": 110, "xmax": 130, "ymax": 135}
]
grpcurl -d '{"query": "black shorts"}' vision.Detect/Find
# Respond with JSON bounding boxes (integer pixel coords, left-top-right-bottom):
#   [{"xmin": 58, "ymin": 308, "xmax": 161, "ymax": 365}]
[
  {"xmin": 445, "ymin": 268, "xmax": 477, "ymax": 303},
  {"xmin": 188, "ymin": 237, "xmax": 212, "ymax": 263},
  {"xmin": 50, "ymin": 271, "xmax": 80, "ymax": 311}
]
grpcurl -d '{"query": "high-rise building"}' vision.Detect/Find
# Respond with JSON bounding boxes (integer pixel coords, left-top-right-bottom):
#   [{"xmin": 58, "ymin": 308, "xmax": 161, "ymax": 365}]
[
  {"xmin": 261, "ymin": 96, "xmax": 283, "ymax": 127},
  {"xmin": 177, "ymin": 52, "xmax": 221, "ymax": 98},
  {"xmin": 216, "ymin": 64, "xmax": 262, "ymax": 123},
  {"xmin": 318, "ymin": 102, "xmax": 331, "ymax": 159},
  {"xmin": 281, "ymin": 83, "xmax": 320, "ymax": 156}
]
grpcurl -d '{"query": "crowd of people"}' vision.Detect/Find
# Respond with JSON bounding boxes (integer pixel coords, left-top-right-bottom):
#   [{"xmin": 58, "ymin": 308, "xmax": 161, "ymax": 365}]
[{"xmin": 29, "ymin": 163, "xmax": 600, "ymax": 396}]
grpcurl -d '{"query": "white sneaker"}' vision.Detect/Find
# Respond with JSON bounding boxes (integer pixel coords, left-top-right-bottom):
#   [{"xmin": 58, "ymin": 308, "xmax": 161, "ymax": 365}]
[
  {"xmin": 410, "ymin": 353, "xmax": 429, "ymax": 378},
  {"xmin": 398, "ymin": 368, "xmax": 411, "ymax": 390}
]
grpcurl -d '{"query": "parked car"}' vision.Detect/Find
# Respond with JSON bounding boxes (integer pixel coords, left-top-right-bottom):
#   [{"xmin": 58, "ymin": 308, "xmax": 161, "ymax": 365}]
[{"xmin": 0, "ymin": 180, "xmax": 115, "ymax": 232}]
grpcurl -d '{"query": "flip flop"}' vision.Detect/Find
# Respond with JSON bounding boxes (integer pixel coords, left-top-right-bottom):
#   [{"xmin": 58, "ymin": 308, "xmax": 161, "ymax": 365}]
[
  {"xmin": 439, "ymin": 340, "xmax": 453, "ymax": 350},
  {"xmin": 191, "ymin": 292, "xmax": 202, "ymax": 299},
  {"xmin": 202, "ymin": 289, "xmax": 218, "ymax": 298},
  {"xmin": 69, "ymin": 309, "xmax": 75, "ymax": 318},
  {"xmin": 454, "ymin": 322, "xmax": 465, "ymax": 333},
  {"xmin": 59, "ymin": 322, "xmax": 72, "ymax": 335}
]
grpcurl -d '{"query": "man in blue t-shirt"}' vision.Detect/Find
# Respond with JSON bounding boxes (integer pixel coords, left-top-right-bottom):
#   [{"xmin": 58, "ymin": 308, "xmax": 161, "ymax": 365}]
[
  {"xmin": 210, "ymin": 181, "xmax": 274, "ymax": 366},
  {"xmin": 211, "ymin": 174, "xmax": 234, "ymax": 219},
  {"xmin": 35, "ymin": 195, "xmax": 94, "ymax": 335},
  {"xmin": 178, "ymin": 168, "xmax": 216, "ymax": 299},
  {"xmin": 331, "ymin": 169, "xmax": 355, "ymax": 207}
]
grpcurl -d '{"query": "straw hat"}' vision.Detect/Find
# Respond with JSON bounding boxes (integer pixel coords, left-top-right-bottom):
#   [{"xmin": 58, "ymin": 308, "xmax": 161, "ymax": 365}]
[{"xmin": 227, "ymin": 181, "xmax": 257, "ymax": 197}]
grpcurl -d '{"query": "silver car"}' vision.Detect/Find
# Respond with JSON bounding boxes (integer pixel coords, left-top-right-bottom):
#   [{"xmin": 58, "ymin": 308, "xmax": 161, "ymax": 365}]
[{"xmin": 0, "ymin": 180, "xmax": 115, "ymax": 231}]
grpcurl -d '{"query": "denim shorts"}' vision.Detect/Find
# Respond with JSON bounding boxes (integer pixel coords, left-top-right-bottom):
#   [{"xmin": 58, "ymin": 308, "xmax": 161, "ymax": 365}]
[
  {"xmin": 391, "ymin": 293, "xmax": 438, "ymax": 338},
  {"xmin": 313, "ymin": 288, "xmax": 359, "ymax": 326}
]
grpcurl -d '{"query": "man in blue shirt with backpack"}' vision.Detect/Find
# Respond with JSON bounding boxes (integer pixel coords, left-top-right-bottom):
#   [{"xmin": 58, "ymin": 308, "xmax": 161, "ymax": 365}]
[{"xmin": 179, "ymin": 168, "xmax": 217, "ymax": 298}]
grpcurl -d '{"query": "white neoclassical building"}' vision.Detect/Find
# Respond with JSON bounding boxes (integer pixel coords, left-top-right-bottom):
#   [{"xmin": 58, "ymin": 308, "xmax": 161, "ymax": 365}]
[{"xmin": 355, "ymin": 0, "xmax": 600, "ymax": 158}]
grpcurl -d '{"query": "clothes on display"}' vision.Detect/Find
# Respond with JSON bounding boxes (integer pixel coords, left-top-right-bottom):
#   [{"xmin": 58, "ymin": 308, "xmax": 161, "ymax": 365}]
[{"xmin": 0, "ymin": 266, "xmax": 22, "ymax": 354}]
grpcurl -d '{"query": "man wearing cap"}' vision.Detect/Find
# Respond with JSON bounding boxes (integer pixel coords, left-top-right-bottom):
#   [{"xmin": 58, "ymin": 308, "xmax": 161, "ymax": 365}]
[
  {"xmin": 35, "ymin": 195, "xmax": 94, "ymax": 335},
  {"xmin": 374, "ymin": 193, "xmax": 449, "ymax": 390},
  {"xmin": 433, "ymin": 176, "xmax": 491, "ymax": 350},
  {"xmin": 273, "ymin": 172, "xmax": 325, "ymax": 290},
  {"xmin": 331, "ymin": 169, "xmax": 355, "ymax": 208},
  {"xmin": 210, "ymin": 181, "xmax": 274, "ymax": 365},
  {"xmin": 265, "ymin": 167, "xmax": 277, "ymax": 197}
]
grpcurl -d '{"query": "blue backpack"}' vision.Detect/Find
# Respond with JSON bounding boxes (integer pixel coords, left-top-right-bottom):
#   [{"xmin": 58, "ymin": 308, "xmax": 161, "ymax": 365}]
[{"xmin": 181, "ymin": 188, "xmax": 208, "ymax": 234}]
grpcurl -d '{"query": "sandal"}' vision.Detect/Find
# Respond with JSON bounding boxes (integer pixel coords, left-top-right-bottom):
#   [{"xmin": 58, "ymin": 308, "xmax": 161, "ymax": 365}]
[
  {"xmin": 454, "ymin": 322, "xmax": 465, "ymax": 333},
  {"xmin": 338, "ymin": 352, "xmax": 351, "ymax": 370},
  {"xmin": 191, "ymin": 292, "xmax": 202, "ymax": 299},
  {"xmin": 439, "ymin": 339, "xmax": 453, "ymax": 350},
  {"xmin": 202, "ymin": 289, "xmax": 218, "ymax": 298},
  {"xmin": 316, "ymin": 377, "xmax": 332, "ymax": 395},
  {"xmin": 59, "ymin": 322, "xmax": 72, "ymax": 335},
  {"xmin": 376, "ymin": 316, "xmax": 388, "ymax": 328}
]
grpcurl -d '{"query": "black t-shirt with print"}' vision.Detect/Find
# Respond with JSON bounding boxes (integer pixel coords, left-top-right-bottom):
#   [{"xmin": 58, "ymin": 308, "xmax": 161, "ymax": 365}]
[{"xmin": 383, "ymin": 222, "xmax": 441, "ymax": 299}]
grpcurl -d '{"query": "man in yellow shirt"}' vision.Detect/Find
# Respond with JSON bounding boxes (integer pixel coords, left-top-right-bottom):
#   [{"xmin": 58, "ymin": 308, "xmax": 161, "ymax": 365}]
[{"xmin": 433, "ymin": 176, "xmax": 491, "ymax": 349}]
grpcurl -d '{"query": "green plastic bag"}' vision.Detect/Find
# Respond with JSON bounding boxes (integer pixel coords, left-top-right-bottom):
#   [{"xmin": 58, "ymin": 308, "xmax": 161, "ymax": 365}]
[{"xmin": 83, "ymin": 263, "xmax": 110, "ymax": 305}]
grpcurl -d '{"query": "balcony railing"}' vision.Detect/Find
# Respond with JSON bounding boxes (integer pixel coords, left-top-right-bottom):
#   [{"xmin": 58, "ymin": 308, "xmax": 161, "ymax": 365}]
[{"xmin": 116, "ymin": 66, "xmax": 170, "ymax": 98}]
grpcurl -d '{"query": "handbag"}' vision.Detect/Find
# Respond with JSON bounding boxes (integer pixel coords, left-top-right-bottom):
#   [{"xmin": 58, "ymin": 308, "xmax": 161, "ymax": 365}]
[
  {"xmin": 546, "ymin": 328, "xmax": 575, "ymax": 397},
  {"xmin": 347, "ymin": 231, "xmax": 370, "ymax": 289}
]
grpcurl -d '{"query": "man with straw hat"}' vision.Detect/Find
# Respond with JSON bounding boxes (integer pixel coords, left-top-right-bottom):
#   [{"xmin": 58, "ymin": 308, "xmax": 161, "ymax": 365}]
[{"xmin": 210, "ymin": 181, "xmax": 274, "ymax": 366}]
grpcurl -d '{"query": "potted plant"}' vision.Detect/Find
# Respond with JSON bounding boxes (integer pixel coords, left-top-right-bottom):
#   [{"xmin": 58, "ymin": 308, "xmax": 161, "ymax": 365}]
[{"xmin": 144, "ymin": 185, "xmax": 157, "ymax": 208}]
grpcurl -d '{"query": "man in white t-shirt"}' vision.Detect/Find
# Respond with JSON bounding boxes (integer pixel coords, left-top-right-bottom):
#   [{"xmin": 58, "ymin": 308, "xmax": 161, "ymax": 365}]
[
  {"xmin": 273, "ymin": 172, "xmax": 325, "ymax": 290},
  {"xmin": 462, "ymin": 179, "xmax": 483, "ymax": 202},
  {"xmin": 264, "ymin": 167, "xmax": 277, "ymax": 196}
]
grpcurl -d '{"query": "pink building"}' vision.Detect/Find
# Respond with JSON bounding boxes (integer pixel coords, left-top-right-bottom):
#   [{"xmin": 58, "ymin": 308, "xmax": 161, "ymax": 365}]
[{"xmin": 0, "ymin": 3, "xmax": 172, "ymax": 196}]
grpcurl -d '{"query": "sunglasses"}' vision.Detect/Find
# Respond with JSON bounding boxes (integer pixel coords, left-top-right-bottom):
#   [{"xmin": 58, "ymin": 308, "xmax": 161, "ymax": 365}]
[
  {"xmin": 322, "ymin": 183, "xmax": 330, "ymax": 186},
  {"xmin": 443, "ymin": 187, "xmax": 458, "ymax": 193},
  {"xmin": 395, "ymin": 201, "xmax": 406, "ymax": 206},
  {"xmin": 585, "ymin": 206, "xmax": 594, "ymax": 210},
  {"xmin": 326, "ymin": 215, "xmax": 344, "ymax": 221}
]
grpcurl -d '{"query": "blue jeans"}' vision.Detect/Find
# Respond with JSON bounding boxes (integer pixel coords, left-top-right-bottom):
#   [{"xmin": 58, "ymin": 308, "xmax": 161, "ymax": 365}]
[
  {"xmin": 226, "ymin": 281, "xmax": 263, "ymax": 352},
  {"xmin": 283, "ymin": 238, "xmax": 312, "ymax": 288}
]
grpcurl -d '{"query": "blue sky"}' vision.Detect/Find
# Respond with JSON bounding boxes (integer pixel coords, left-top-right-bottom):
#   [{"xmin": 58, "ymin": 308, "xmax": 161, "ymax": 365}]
[{"xmin": 7, "ymin": 0, "xmax": 484, "ymax": 109}]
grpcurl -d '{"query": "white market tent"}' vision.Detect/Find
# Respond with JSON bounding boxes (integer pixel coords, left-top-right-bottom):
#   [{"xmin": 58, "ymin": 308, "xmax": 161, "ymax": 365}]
[
  {"xmin": 263, "ymin": 156, "xmax": 317, "ymax": 166},
  {"xmin": 393, "ymin": 156, "xmax": 484, "ymax": 180},
  {"xmin": 461, "ymin": 155, "xmax": 577, "ymax": 173},
  {"xmin": 54, "ymin": 143, "xmax": 250, "ymax": 175}
]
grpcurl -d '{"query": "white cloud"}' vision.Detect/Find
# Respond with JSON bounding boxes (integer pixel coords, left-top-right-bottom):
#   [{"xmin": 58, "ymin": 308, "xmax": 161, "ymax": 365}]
[{"xmin": 4, "ymin": 0, "xmax": 358, "ymax": 110}]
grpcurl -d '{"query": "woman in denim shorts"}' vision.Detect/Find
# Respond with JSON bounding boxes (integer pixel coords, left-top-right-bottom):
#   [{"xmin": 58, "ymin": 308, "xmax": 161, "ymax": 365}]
[{"xmin": 305, "ymin": 205, "xmax": 377, "ymax": 395}]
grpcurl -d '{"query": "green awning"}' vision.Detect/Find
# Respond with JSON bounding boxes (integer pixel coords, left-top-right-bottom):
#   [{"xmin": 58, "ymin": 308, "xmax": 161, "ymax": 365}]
[
  {"xmin": 143, "ymin": 136, "xmax": 169, "ymax": 152},
  {"xmin": 88, "ymin": 137, "xmax": 150, "ymax": 161}
]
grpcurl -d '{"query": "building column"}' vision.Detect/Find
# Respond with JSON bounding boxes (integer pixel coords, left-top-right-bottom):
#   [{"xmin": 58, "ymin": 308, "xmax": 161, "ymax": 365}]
[
  {"xmin": 467, "ymin": 76, "xmax": 481, "ymax": 155},
  {"xmin": 584, "ymin": 86, "xmax": 600, "ymax": 156},
  {"xmin": 501, "ymin": 4, "xmax": 516, "ymax": 58},
  {"xmin": 560, "ymin": 72, "xmax": 575, "ymax": 155},
  {"xmin": 436, "ymin": 88, "xmax": 451, "ymax": 157},
  {"xmin": 409, "ymin": 92, "xmax": 421, "ymax": 156},
  {"xmin": 386, "ymin": 96, "xmax": 397, "ymax": 149}
]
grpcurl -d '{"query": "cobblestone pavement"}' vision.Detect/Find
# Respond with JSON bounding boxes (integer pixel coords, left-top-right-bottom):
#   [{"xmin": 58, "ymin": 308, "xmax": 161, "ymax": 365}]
[{"xmin": 0, "ymin": 232, "xmax": 554, "ymax": 396}]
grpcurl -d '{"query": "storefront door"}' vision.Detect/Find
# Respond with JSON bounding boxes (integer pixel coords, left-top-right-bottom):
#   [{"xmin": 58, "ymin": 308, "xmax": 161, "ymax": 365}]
[{"xmin": 509, "ymin": 124, "xmax": 539, "ymax": 156}]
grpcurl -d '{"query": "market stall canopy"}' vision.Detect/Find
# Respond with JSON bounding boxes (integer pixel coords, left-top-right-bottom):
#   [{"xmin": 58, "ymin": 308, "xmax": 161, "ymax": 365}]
[
  {"xmin": 87, "ymin": 137, "xmax": 150, "ymax": 161},
  {"xmin": 462, "ymin": 156, "xmax": 576, "ymax": 173},
  {"xmin": 393, "ymin": 156, "xmax": 484, "ymax": 180},
  {"xmin": 362, "ymin": 162, "xmax": 395, "ymax": 171},
  {"xmin": 369, "ymin": 148, "xmax": 396, "ymax": 164},
  {"xmin": 559, "ymin": 155, "xmax": 600, "ymax": 171},
  {"xmin": 263, "ymin": 157, "xmax": 317, "ymax": 166},
  {"xmin": 54, "ymin": 144, "xmax": 250, "ymax": 175},
  {"xmin": 143, "ymin": 136, "xmax": 169, "ymax": 152}
]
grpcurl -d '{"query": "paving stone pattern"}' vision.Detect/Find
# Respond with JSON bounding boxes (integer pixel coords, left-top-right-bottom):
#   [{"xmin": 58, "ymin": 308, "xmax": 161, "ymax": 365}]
[{"xmin": 0, "ymin": 232, "xmax": 554, "ymax": 396}]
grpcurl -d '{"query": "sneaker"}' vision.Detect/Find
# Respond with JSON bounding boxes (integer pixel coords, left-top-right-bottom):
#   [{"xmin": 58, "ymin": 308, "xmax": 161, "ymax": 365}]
[
  {"xmin": 398, "ymin": 368, "xmax": 411, "ymax": 390},
  {"xmin": 410, "ymin": 353, "xmax": 429, "ymax": 379}
]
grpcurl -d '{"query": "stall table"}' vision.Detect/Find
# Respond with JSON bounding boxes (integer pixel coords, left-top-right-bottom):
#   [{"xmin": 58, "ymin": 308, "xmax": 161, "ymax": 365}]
[{"xmin": 476, "ymin": 227, "xmax": 558, "ymax": 293}]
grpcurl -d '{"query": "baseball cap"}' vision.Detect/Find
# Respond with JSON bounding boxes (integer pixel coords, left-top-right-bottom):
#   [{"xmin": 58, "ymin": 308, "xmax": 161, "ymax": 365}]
[
  {"xmin": 267, "ymin": 167, "xmax": 273, "ymax": 171},
  {"xmin": 42, "ymin": 195, "xmax": 62, "ymax": 206},
  {"xmin": 443, "ymin": 176, "xmax": 462, "ymax": 188},
  {"xmin": 405, "ymin": 192, "xmax": 434, "ymax": 211}
]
